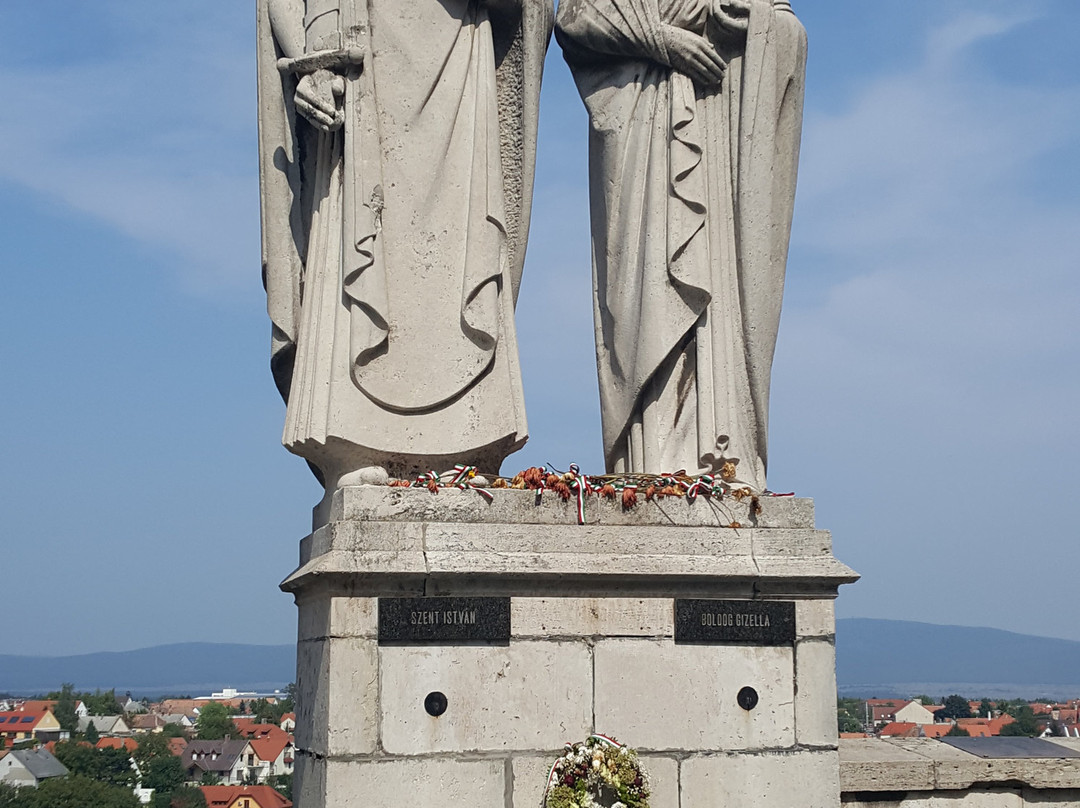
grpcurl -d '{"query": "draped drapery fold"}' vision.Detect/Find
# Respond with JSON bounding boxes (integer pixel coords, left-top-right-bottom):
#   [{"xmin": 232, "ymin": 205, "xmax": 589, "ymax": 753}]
[
  {"xmin": 258, "ymin": 0, "xmax": 553, "ymax": 485},
  {"xmin": 556, "ymin": 0, "xmax": 805, "ymax": 489}
]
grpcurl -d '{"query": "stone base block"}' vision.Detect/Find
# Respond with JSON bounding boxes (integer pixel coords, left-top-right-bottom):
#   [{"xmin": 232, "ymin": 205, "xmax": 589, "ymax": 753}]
[{"xmin": 283, "ymin": 487, "xmax": 856, "ymax": 807}]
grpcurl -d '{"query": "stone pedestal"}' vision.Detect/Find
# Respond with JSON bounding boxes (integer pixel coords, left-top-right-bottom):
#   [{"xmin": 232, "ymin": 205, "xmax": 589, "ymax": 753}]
[{"xmin": 281, "ymin": 487, "xmax": 858, "ymax": 808}]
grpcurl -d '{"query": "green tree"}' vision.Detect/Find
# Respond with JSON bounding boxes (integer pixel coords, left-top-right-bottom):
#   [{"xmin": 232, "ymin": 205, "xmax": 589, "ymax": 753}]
[
  {"xmin": 97, "ymin": 746, "xmax": 138, "ymax": 788},
  {"xmin": 0, "ymin": 782, "xmax": 19, "ymax": 808},
  {"xmin": 84, "ymin": 689, "xmax": 120, "ymax": 716},
  {"xmin": 52, "ymin": 741, "xmax": 136, "ymax": 789},
  {"xmin": 84, "ymin": 719, "xmax": 100, "ymax": 745},
  {"xmin": 945, "ymin": 724, "xmax": 970, "ymax": 737},
  {"xmin": 836, "ymin": 697, "xmax": 864, "ymax": 734},
  {"xmin": 53, "ymin": 683, "xmax": 79, "ymax": 734},
  {"xmin": 938, "ymin": 695, "xmax": 972, "ymax": 721},
  {"xmin": 199, "ymin": 771, "xmax": 222, "ymax": 786},
  {"xmin": 269, "ymin": 773, "xmax": 293, "ymax": 801},
  {"xmin": 162, "ymin": 723, "xmax": 186, "ymax": 738},
  {"xmin": 913, "ymin": 694, "xmax": 935, "ymax": 706},
  {"xmin": 134, "ymin": 732, "xmax": 171, "ymax": 771},
  {"xmin": 1000, "ymin": 704, "xmax": 1040, "ymax": 737},
  {"xmin": 977, "ymin": 699, "xmax": 994, "ymax": 718},
  {"xmin": 52, "ymin": 740, "xmax": 100, "ymax": 778},
  {"xmin": 195, "ymin": 702, "xmax": 236, "ymax": 740},
  {"xmin": 9, "ymin": 775, "xmax": 140, "ymax": 808},
  {"xmin": 143, "ymin": 756, "xmax": 186, "ymax": 795}
]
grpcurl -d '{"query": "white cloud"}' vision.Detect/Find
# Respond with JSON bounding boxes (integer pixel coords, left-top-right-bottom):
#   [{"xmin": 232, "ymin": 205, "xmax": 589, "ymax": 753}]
[
  {"xmin": 773, "ymin": 7, "xmax": 1080, "ymax": 637},
  {"xmin": 0, "ymin": 3, "xmax": 256, "ymax": 292}
]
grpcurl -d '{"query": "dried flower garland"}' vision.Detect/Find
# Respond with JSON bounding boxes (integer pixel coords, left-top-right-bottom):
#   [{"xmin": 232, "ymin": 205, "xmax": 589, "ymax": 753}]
[
  {"xmin": 387, "ymin": 463, "xmax": 793, "ymax": 525},
  {"xmin": 544, "ymin": 735, "xmax": 650, "ymax": 808}
]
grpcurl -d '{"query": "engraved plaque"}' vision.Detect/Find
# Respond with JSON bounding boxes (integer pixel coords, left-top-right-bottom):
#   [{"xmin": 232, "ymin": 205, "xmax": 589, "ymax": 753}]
[
  {"xmin": 674, "ymin": 599, "xmax": 795, "ymax": 645},
  {"xmin": 378, "ymin": 597, "xmax": 511, "ymax": 644}
]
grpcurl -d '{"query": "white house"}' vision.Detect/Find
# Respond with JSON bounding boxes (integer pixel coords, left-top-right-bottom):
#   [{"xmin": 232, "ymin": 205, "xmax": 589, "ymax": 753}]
[
  {"xmin": 894, "ymin": 701, "xmax": 937, "ymax": 725},
  {"xmin": 0, "ymin": 748, "xmax": 69, "ymax": 787}
]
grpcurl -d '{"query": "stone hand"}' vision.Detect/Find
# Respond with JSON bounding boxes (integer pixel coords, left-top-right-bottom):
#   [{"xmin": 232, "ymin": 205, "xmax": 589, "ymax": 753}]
[
  {"xmin": 295, "ymin": 69, "xmax": 345, "ymax": 131},
  {"xmin": 711, "ymin": 0, "xmax": 750, "ymax": 34},
  {"xmin": 662, "ymin": 25, "xmax": 727, "ymax": 87}
]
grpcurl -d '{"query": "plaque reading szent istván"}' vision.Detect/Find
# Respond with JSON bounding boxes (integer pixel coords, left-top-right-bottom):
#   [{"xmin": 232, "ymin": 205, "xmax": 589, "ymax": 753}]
[
  {"xmin": 674, "ymin": 599, "xmax": 795, "ymax": 645},
  {"xmin": 378, "ymin": 597, "xmax": 511, "ymax": 644}
]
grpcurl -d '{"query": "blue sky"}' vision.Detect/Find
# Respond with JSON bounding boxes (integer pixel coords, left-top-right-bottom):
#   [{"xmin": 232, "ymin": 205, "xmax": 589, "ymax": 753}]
[{"xmin": 2, "ymin": 1, "xmax": 1078, "ymax": 656}]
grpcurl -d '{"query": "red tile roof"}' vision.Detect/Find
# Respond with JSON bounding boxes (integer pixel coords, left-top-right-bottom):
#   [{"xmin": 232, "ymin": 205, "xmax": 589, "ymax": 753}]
[
  {"xmin": 233, "ymin": 723, "xmax": 293, "ymax": 764},
  {"xmin": 955, "ymin": 719, "xmax": 994, "ymax": 737},
  {"xmin": 878, "ymin": 722, "xmax": 919, "ymax": 738},
  {"xmin": 920, "ymin": 724, "xmax": 954, "ymax": 738},
  {"xmin": 0, "ymin": 709, "xmax": 46, "ymax": 734},
  {"xmin": 199, "ymin": 785, "xmax": 292, "ymax": 808}
]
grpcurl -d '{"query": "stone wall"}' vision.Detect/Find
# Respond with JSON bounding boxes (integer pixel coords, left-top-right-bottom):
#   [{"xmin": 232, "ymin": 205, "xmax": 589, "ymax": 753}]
[
  {"xmin": 294, "ymin": 594, "xmax": 843, "ymax": 806},
  {"xmin": 840, "ymin": 738, "xmax": 1080, "ymax": 807},
  {"xmin": 283, "ymin": 487, "xmax": 858, "ymax": 807}
]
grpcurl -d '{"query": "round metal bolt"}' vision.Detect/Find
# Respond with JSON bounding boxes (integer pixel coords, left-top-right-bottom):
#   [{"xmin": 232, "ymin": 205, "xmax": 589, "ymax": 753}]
[
  {"xmin": 737, "ymin": 686, "xmax": 759, "ymax": 711},
  {"xmin": 424, "ymin": 691, "xmax": 448, "ymax": 717}
]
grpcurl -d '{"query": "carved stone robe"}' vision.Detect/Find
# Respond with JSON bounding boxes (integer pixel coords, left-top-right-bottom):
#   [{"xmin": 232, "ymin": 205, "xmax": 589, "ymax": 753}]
[
  {"xmin": 556, "ymin": 0, "xmax": 805, "ymax": 489},
  {"xmin": 258, "ymin": 0, "xmax": 552, "ymax": 485}
]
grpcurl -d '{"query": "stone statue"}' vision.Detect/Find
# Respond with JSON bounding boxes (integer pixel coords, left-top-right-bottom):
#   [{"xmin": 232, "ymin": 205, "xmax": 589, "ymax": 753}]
[
  {"xmin": 555, "ymin": 0, "xmax": 806, "ymax": 490},
  {"xmin": 257, "ymin": 0, "xmax": 553, "ymax": 491}
]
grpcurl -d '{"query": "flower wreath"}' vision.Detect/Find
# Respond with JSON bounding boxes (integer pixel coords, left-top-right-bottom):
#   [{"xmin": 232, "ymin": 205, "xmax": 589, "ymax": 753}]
[{"xmin": 543, "ymin": 735, "xmax": 650, "ymax": 808}]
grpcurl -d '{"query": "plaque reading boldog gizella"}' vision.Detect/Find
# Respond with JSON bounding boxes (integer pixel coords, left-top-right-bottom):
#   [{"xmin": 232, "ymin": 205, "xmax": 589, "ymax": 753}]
[
  {"xmin": 378, "ymin": 597, "xmax": 511, "ymax": 644},
  {"xmin": 674, "ymin": 599, "xmax": 795, "ymax": 645}
]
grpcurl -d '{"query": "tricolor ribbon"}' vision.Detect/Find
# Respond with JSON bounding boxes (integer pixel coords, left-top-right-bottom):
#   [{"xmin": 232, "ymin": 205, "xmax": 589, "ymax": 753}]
[
  {"xmin": 414, "ymin": 470, "xmax": 440, "ymax": 488},
  {"xmin": 569, "ymin": 466, "xmax": 591, "ymax": 525},
  {"xmin": 685, "ymin": 474, "xmax": 716, "ymax": 501},
  {"xmin": 449, "ymin": 464, "xmax": 475, "ymax": 485}
]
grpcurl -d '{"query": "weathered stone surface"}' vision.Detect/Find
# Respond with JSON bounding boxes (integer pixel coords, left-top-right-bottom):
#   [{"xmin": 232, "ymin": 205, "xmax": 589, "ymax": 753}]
[
  {"xmin": 511, "ymin": 754, "xmax": 561, "ymax": 808},
  {"xmin": 293, "ymin": 639, "xmax": 328, "ymax": 755},
  {"xmin": 839, "ymin": 738, "xmax": 935, "ymax": 792},
  {"xmin": 795, "ymin": 639, "xmax": 838, "ymax": 747},
  {"xmin": 283, "ymin": 520, "xmax": 858, "ymax": 597},
  {"xmin": 594, "ymin": 639, "xmax": 794, "ymax": 751},
  {"xmin": 639, "ymin": 755, "xmax": 680, "ymax": 808},
  {"xmin": 511, "ymin": 597, "xmax": 674, "ymax": 637},
  {"xmin": 681, "ymin": 750, "xmax": 839, "ymax": 808},
  {"xmin": 379, "ymin": 641, "xmax": 591, "ymax": 754},
  {"xmin": 324, "ymin": 758, "xmax": 507, "ymax": 808},
  {"xmin": 297, "ymin": 594, "xmax": 377, "ymax": 641},
  {"xmin": 796, "ymin": 599, "xmax": 836, "ymax": 638},
  {"xmin": 294, "ymin": 637, "xmax": 378, "ymax": 757},
  {"xmin": 292, "ymin": 752, "xmax": 325, "ymax": 808},
  {"xmin": 330, "ymin": 485, "xmax": 816, "ymax": 529},
  {"xmin": 840, "ymin": 738, "xmax": 1080, "ymax": 792}
]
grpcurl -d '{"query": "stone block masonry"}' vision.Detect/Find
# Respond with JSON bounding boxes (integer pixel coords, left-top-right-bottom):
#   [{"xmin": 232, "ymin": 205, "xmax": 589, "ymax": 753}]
[{"xmin": 282, "ymin": 488, "xmax": 858, "ymax": 807}]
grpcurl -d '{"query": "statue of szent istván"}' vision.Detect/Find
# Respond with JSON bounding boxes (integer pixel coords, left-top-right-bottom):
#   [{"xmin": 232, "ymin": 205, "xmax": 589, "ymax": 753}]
[{"xmin": 258, "ymin": 0, "xmax": 552, "ymax": 498}]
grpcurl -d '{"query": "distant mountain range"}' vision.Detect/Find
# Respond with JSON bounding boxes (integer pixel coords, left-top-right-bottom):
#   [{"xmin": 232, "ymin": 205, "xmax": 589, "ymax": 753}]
[
  {"xmin": 0, "ymin": 643, "xmax": 295, "ymax": 698},
  {"xmin": 3, "ymin": 620, "xmax": 1079, "ymax": 700},
  {"xmin": 836, "ymin": 618, "xmax": 1080, "ymax": 700}
]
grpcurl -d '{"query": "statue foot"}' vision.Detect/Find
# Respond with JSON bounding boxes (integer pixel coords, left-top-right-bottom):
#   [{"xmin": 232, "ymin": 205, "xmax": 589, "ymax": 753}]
[{"xmin": 336, "ymin": 466, "xmax": 389, "ymax": 487}]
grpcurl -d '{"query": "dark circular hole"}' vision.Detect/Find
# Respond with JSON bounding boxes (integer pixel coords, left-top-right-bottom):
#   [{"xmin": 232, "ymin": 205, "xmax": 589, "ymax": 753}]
[
  {"xmin": 424, "ymin": 691, "xmax": 448, "ymax": 717},
  {"xmin": 737, "ymin": 686, "xmax": 759, "ymax": 711}
]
